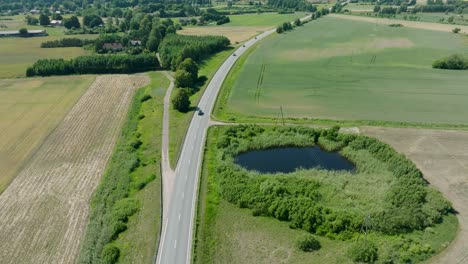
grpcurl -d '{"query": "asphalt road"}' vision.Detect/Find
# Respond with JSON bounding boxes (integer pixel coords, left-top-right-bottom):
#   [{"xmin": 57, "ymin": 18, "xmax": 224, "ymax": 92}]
[{"xmin": 156, "ymin": 28, "xmax": 276, "ymax": 264}]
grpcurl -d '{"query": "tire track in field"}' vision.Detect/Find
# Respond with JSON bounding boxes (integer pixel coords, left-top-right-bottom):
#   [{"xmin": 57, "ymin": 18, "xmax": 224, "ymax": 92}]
[
  {"xmin": 0, "ymin": 74, "xmax": 149, "ymax": 264},
  {"xmin": 255, "ymin": 64, "xmax": 266, "ymax": 104}
]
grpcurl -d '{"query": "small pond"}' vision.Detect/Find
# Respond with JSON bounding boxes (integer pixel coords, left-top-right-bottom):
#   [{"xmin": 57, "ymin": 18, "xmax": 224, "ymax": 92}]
[{"xmin": 234, "ymin": 146, "xmax": 355, "ymax": 174}]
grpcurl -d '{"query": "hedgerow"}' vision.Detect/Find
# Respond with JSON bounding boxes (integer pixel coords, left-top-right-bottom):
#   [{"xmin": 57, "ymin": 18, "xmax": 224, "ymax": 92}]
[
  {"xmin": 26, "ymin": 54, "xmax": 160, "ymax": 77},
  {"xmin": 40, "ymin": 38, "xmax": 95, "ymax": 48},
  {"xmin": 77, "ymin": 88, "xmax": 156, "ymax": 264}
]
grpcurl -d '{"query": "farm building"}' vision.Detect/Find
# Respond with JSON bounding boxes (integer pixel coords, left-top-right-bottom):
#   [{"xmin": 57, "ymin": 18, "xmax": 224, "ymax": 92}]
[
  {"xmin": 0, "ymin": 29, "xmax": 47, "ymax": 37},
  {"xmin": 50, "ymin": 20, "xmax": 62, "ymax": 26},
  {"xmin": 102, "ymin": 43, "xmax": 124, "ymax": 52},
  {"xmin": 130, "ymin": 40, "xmax": 141, "ymax": 46}
]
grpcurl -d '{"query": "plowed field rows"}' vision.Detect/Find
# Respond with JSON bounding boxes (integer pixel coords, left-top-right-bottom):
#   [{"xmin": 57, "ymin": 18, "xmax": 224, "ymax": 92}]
[
  {"xmin": 0, "ymin": 76, "xmax": 94, "ymax": 193},
  {"xmin": 0, "ymin": 74, "xmax": 149, "ymax": 264}
]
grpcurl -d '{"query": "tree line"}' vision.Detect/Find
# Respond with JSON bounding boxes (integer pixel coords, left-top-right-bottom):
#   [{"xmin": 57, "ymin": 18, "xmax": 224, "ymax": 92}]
[
  {"xmin": 40, "ymin": 38, "xmax": 94, "ymax": 48},
  {"xmin": 267, "ymin": 0, "xmax": 317, "ymax": 11},
  {"xmin": 158, "ymin": 34, "xmax": 230, "ymax": 70},
  {"xmin": 26, "ymin": 54, "xmax": 160, "ymax": 76},
  {"xmin": 276, "ymin": 8, "xmax": 329, "ymax": 34},
  {"xmin": 171, "ymin": 58, "xmax": 200, "ymax": 112}
]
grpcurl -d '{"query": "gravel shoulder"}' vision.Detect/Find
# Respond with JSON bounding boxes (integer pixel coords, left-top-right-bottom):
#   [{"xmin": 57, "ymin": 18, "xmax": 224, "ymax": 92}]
[
  {"xmin": 361, "ymin": 126, "xmax": 468, "ymax": 264},
  {"xmin": 0, "ymin": 74, "xmax": 149, "ymax": 264}
]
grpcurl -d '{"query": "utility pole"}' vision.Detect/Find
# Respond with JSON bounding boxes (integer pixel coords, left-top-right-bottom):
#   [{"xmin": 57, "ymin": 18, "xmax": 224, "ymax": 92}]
[{"xmin": 280, "ymin": 106, "xmax": 285, "ymax": 126}]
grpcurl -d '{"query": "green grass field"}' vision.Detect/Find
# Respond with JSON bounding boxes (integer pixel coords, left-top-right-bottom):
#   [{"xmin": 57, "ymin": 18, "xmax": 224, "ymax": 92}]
[
  {"xmin": 216, "ymin": 16, "xmax": 468, "ymax": 125},
  {"xmin": 393, "ymin": 12, "xmax": 468, "ymax": 26},
  {"xmin": 0, "ymin": 75, "xmax": 94, "ymax": 193},
  {"xmin": 194, "ymin": 126, "xmax": 458, "ymax": 264},
  {"xmin": 0, "ymin": 34, "xmax": 95, "ymax": 78},
  {"xmin": 224, "ymin": 12, "xmax": 307, "ymax": 27},
  {"xmin": 350, "ymin": 12, "xmax": 468, "ymax": 26}
]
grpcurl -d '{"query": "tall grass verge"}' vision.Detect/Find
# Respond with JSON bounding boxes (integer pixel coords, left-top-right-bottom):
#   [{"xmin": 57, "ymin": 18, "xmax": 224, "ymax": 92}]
[{"xmin": 78, "ymin": 72, "xmax": 168, "ymax": 264}]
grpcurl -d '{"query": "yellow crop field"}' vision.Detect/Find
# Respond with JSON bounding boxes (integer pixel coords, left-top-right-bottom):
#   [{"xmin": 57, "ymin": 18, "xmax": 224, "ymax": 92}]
[{"xmin": 0, "ymin": 75, "xmax": 94, "ymax": 193}]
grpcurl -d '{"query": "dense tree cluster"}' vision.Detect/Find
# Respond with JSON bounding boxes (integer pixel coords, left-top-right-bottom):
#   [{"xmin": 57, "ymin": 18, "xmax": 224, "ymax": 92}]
[
  {"xmin": 201, "ymin": 8, "xmax": 231, "ymax": 25},
  {"xmin": 83, "ymin": 14, "xmax": 104, "ymax": 28},
  {"xmin": 39, "ymin": 13, "xmax": 50, "ymax": 25},
  {"xmin": 172, "ymin": 58, "xmax": 199, "ymax": 112},
  {"xmin": 171, "ymin": 88, "xmax": 191, "ymax": 112},
  {"xmin": 214, "ymin": 125, "xmax": 453, "ymax": 243},
  {"xmin": 433, "ymin": 54, "xmax": 468, "ymax": 70},
  {"xmin": 267, "ymin": 0, "xmax": 317, "ymax": 12},
  {"xmin": 40, "ymin": 38, "xmax": 94, "ymax": 48},
  {"xmin": 25, "ymin": 15, "xmax": 39, "ymax": 25},
  {"xmin": 158, "ymin": 34, "xmax": 230, "ymax": 70},
  {"xmin": 26, "ymin": 54, "xmax": 159, "ymax": 76},
  {"xmin": 63, "ymin": 15, "xmax": 81, "ymax": 29}
]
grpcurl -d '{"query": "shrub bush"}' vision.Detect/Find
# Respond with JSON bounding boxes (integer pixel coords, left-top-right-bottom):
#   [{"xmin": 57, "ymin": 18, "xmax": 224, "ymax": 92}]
[
  {"xmin": 140, "ymin": 94, "xmax": 152, "ymax": 102},
  {"xmin": 347, "ymin": 240, "xmax": 378, "ymax": 263},
  {"xmin": 296, "ymin": 234, "xmax": 321, "ymax": 252},
  {"xmin": 101, "ymin": 244, "xmax": 120, "ymax": 264},
  {"xmin": 432, "ymin": 54, "xmax": 468, "ymax": 70}
]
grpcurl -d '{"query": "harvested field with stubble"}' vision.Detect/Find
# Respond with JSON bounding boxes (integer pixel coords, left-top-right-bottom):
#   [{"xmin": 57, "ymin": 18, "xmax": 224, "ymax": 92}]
[
  {"xmin": 0, "ymin": 76, "xmax": 94, "ymax": 193},
  {"xmin": 0, "ymin": 74, "xmax": 149, "ymax": 264},
  {"xmin": 179, "ymin": 26, "xmax": 271, "ymax": 43},
  {"xmin": 362, "ymin": 127, "xmax": 468, "ymax": 264}
]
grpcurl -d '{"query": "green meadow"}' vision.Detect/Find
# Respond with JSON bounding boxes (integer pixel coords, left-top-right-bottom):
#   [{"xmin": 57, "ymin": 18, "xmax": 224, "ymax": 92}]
[
  {"xmin": 216, "ymin": 16, "xmax": 468, "ymax": 125},
  {"xmin": 0, "ymin": 35, "xmax": 96, "ymax": 78}
]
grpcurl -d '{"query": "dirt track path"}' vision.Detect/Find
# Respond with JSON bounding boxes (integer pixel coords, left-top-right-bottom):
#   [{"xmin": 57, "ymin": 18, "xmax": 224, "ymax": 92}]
[
  {"xmin": 330, "ymin": 14, "xmax": 468, "ymax": 34},
  {"xmin": 362, "ymin": 127, "xmax": 468, "ymax": 264},
  {"xmin": 0, "ymin": 74, "xmax": 149, "ymax": 264},
  {"xmin": 161, "ymin": 72, "xmax": 175, "ymax": 216}
]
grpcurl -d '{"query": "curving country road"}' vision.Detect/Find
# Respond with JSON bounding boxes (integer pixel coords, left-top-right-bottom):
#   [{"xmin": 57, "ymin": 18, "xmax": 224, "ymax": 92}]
[{"xmin": 156, "ymin": 28, "xmax": 276, "ymax": 264}]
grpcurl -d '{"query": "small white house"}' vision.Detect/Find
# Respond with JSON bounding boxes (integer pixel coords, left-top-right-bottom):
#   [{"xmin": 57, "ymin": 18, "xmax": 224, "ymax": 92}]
[{"xmin": 50, "ymin": 20, "xmax": 62, "ymax": 27}]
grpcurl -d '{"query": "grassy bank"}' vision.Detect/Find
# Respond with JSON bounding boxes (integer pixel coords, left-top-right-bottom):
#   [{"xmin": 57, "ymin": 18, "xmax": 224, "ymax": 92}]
[
  {"xmin": 168, "ymin": 47, "xmax": 234, "ymax": 169},
  {"xmin": 194, "ymin": 125, "xmax": 458, "ymax": 264},
  {"xmin": 214, "ymin": 16, "xmax": 468, "ymax": 127},
  {"xmin": 78, "ymin": 72, "xmax": 169, "ymax": 264}
]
